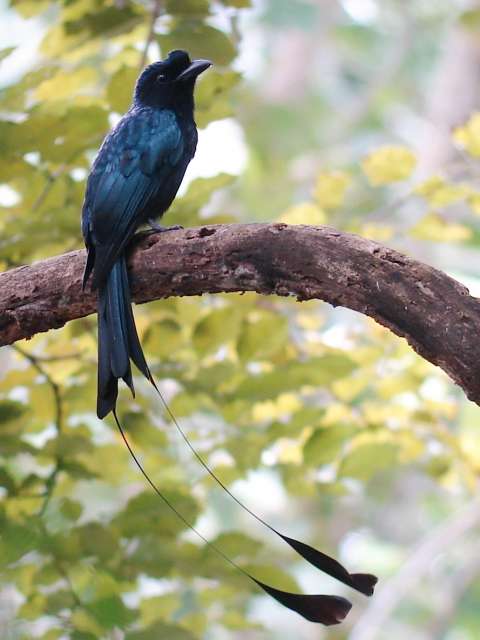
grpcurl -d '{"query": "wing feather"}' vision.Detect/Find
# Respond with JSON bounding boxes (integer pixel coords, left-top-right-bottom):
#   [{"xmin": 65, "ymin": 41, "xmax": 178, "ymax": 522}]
[{"xmin": 82, "ymin": 108, "xmax": 183, "ymax": 288}]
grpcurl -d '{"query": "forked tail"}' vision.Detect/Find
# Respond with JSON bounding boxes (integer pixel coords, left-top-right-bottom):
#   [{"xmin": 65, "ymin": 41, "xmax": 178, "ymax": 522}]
[
  {"xmin": 97, "ymin": 254, "xmax": 151, "ymax": 418},
  {"xmin": 96, "ymin": 256, "xmax": 377, "ymax": 624}
]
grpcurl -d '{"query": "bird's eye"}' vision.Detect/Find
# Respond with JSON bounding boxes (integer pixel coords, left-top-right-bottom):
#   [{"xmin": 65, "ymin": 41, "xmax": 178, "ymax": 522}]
[{"xmin": 156, "ymin": 74, "xmax": 166, "ymax": 82}]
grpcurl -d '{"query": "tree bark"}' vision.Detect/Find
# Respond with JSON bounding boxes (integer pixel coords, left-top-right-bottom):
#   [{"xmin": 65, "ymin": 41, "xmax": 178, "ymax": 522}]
[{"xmin": 1, "ymin": 223, "xmax": 480, "ymax": 405}]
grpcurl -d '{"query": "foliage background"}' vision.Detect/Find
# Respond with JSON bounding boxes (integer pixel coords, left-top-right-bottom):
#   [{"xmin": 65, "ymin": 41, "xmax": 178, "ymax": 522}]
[{"xmin": 2, "ymin": 1, "xmax": 480, "ymax": 639}]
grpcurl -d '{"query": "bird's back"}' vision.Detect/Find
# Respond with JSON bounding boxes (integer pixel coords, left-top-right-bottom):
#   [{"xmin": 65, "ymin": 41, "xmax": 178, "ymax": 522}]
[{"xmin": 82, "ymin": 105, "xmax": 196, "ymax": 288}]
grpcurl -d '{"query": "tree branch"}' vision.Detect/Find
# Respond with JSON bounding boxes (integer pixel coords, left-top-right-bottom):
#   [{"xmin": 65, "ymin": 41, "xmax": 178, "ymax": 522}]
[
  {"xmin": 1, "ymin": 223, "xmax": 480, "ymax": 404},
  {"xmin": 349, "ymin": 496, "xmax": 480, "ymax": 640}
]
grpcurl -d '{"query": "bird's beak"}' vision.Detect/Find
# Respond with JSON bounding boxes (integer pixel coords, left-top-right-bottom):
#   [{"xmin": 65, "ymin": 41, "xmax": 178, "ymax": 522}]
[{"xmin": 176, "ymin": 59, "xmax": 212, "ymax": 82}]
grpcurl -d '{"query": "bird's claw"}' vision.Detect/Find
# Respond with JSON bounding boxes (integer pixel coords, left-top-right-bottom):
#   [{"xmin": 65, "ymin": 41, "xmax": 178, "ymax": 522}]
[{"xmin": 148, "ymin": 219, "xmax": 184, "ymax": 233}]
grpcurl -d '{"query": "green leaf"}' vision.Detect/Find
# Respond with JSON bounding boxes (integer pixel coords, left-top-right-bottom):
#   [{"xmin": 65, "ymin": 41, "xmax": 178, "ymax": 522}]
[
  {"xmin": 0, "ymin": 520, "xmax": 42, "ymax": 566},
  {"xmin": 237, "ymin": 312, "xmax": 288, "ymax": 361},
  {"xmin": 0, "ymin": 435, "xmax": 37, "ymax": 456},
  {"xmin": 144, "ymin": 318, "xmax": 184, "ymax": 358},
  {"xmin": 59, "ymin": 498, "xmax": 83, "ymax": 521},
  {"xmin": 169, "ymin": 390, "xmax": 216, "ymax": 417},
  {"xmin": 424, "ymin": 454, "xmax": 451, "ymax": 478},
  {"xmin": 87, "ymin": 595, "xmax": 136, "ymax": 630},
  {"xmin": 44, "ymin": 431, "xmax": 93, "ymax": 458},
  {"xmin": 225, "ymin": 430, "xmax": 268, "ymax": 470},
  {"xmin": 338, "ymin": 442, "xmax": 399, "ymax": 482},
  {"xmin": 60, "ymin": 460, "xmax": 98, "ymax": 480},
  {"xmin": 0, "ymin": 398, "xmax": 26, "ymax": 423},
  {"xmin": 211, "ymin": 531, "xmax": 262, "ymax": 559},
  {"xmin": 244, "ymin": 563, "xmax": 299, "ymax": 593},
  {"xmin": 0, "ymin": 467, "xmax": 16, "ymax": 494},
  {"xmin": 140, "ymin": 593, "xmax": 180, "ymax": 627},
  {"xmin": 38, "ymin": 629, "xmax": 64, "ymax": 640},
  {"xmin": 118, "ymin": 410, "xmax": 168, "ymax": 449},
  {"xmin": 18, "ymin": 592, "xmax": 48, "ymax": 620},
  {"xmin": 158, "ymin": 23, "xmax": 236, "ymax": 66},
  {"xmin": 168, "ymin": 173, "xmax": 235, "ymax": 226},
  {"xmin": 303, "ymin": 424, "xmax": 357, "ymax": 466},
  {"xmin": 178, "ymin": 173, "xmax": 235, "ymax": 208},
  {"xmin": 234, "ymin": 354, "xmax": 356, "ymax": 401},
  {"xmin": 0, "ymin": 47, "xmax": 15, "ymax": 64},
  {"xmin": 166, "ymin": 0, "xmax": 211, "ymax": 16},
  {"xmin": 64, "ymin": 6, "xmax": 145, "ymax": 38},
  {"xmin": 266, "ymin": 407, "xmax": 325, "ymax": 439},
  {"xmin": 126, "ymin": 622, "xmax": 198, "ymax": 640},
  {"xmin": 192, "ymin": 306, "xmax": 243, "ymax": 355},
  {"xmin": 71, "ymin": 609, "xmax": 104, "ymax": 637},
  {"xmin": 114, "ymin": 490, "xmax": 199, "ymax": 538},
  {"xmin": 195, "ymin": 70, "xmax": 241, "ymax": 127},
  {"xmin": 45, "ymin": 589, "xmax": 76, "ymax": 615},
  {"xmin": 220, "ymin": 0, "xmax": 252, "ymax": 6},
  {"xmin": 183, "ymin": 361, "xmax": 237, "ymax": 394},
  {"xmin": 0, "ymin": 66, "xmax": 57, "ymax": 111},
  {"xmin": 460, "ymin": 9, "xmax": 480, "ymax": 29},
  {"xmin": 106, "ymin": 65, "xmax": 137, "ymax": 113},
  {"xmin": 9, "ymin": 0, "xmax": 49, "ymax": 18},
  {"xmin": 221, "ymin": 609, "xmax": 258, "ymax": 630},
  {"xmin": 78, "ymin": 523, "xmax": 119, "ymax": 561}
]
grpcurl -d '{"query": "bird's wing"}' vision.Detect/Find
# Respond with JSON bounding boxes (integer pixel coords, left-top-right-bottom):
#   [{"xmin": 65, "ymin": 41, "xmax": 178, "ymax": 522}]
[{"xmin": 84, "ymin": 108, "xmax": 184, "ymax": 288}]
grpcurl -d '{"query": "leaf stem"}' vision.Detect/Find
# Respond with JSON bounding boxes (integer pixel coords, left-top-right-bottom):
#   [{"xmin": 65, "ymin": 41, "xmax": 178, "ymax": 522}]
[
  {"xmin": 139, "ymin": 0, "xmax": 163, "ymax": 72},
  {"xmin": 12, "ymin": 344, "xmax": 64, "ymax": 515}
]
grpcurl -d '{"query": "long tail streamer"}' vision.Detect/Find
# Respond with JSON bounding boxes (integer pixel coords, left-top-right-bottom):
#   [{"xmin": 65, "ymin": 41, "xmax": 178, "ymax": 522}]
[
  {"xmin": 113, "ymin": 410, "xmax": 353, "ymax": 625},
  {"xmin": 154, "ymin": 387, "xmax": 377, "ymax": 597},
  {"xmin": 102, "ymin": 248, "xmax": 376, "ymax": 624},
  {"xmin": 112, "ymin": 380, "xmax": 377, "ymax": 625}
]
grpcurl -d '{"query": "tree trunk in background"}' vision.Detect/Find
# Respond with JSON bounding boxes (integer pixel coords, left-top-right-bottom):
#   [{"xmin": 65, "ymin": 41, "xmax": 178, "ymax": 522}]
[
  {"xmin": 418, "ymin": 19, "xmax": 480, "ymax": 175},
  {"xmin": 415, "ymin": 14, "xmax": 480, "ymax": 277}
]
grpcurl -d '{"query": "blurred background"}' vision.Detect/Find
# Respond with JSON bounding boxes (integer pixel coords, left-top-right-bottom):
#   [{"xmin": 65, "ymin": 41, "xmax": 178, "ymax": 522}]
[{"xmin": 2, "ymin": 1, "xmax": 480, "ymax": 639}]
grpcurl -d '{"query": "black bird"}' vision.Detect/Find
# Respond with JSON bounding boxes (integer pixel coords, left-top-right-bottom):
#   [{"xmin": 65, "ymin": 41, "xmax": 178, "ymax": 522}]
[
  {"xmin": 82, "ymin": 50, "xmax": 211, "ymax": 418},
  {"xmin": 81, "ymin": 50, "xmax": 377, "ymax": 624}
]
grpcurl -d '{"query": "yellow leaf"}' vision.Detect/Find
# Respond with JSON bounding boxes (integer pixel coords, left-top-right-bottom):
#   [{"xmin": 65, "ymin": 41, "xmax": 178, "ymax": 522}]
[
  {"xmin": 359, "ymin": 223, "xmax": 394, "ymax": 241},
  {"xmin": 411, "ymin": 212, "xmax": 472, "ymax": 242},
  {"xmin": 276, "ymin": 437, "xmax": 303, "ymax": 464},
  {"xmin": 297, "ymin": 311, "xmax": 324, "ymax": 331},
  {"xmin": 279, "ymin": 202, "xmax": 326, "ymax": 225},
  {"xmin": 313, "ymin": 171, "xmax": 351, "ymax": 210},
  {"xmin": 424, "ymin": 399, "xmax": 457, "ymax": 420},
  {"xmin": 252, "ymin": 393, "xmax": 301, "ymax": 423},
  {"xmin": 414, "ymin": 175, "xmax": 444, "ymax": 198},
  {"xmin": 453, "ymin": 112, "xmax": 480, "ymax": 157},
  {"xmin": 322, "ymin": 403, "xmax": 358, "ymax": 426},
  {"xmin": 277, "ymin": 393, "xmax": 302, "ymax": 414},
  {"xmin": 397, "ymin": 431, "xmax": 425, "ymax": 462},
  {"xmin": 362, "ymin": 401, "xmax": 409, "ymax": 426},
  {"xmin": 71, "ymin": 610, "xmax": 104, "ymax": 637},
  {"xmin": 35, "ymin": 68, "xmax": 98, "ymax": 102},
  {"xmin": 40, "ymin": 25, "xmax": 84, "ymax": 58},
  {"xmin": 376, "ymin": 373, "xmax": 417, "ymax": 399},
  {"xmin": 362, "ymin": 145, "xmax": 416, "ymax": 185},
  {"xmin": 252, "ymin": 400, "xmax": 278, "ymax": 423},
  {"xmin": 467, "ymin": 192, "xmax": 480, "ymax": 215},
  {"xmin": 461, "ymin": 431, "xmax": 480, "ymax": 468},
  {"xmin": 332, "ymin": 375, "xmax": 368, "ymax": 402},
  {"xmin": 415, "ymin": 176, "xmax": 470, "ymax": 207}
]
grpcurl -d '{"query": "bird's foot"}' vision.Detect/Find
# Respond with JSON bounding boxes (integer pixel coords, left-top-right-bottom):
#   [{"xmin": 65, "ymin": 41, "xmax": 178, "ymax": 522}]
[{"xmin": 148, "ymin": 219, "xmax": 184, "ymax": 233}]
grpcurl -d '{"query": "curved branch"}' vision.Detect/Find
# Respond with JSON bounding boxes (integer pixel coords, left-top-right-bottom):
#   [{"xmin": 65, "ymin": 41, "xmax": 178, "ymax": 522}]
[{"xmin": 1, "ymin": 223, "xmax": 480, "ymax": 404}]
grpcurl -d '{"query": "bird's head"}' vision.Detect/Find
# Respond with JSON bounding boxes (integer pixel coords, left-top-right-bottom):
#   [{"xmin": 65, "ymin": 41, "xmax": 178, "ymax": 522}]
[{"xmin": 134, "ymin": 50, "xmax": 211, "ymax": 110}]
